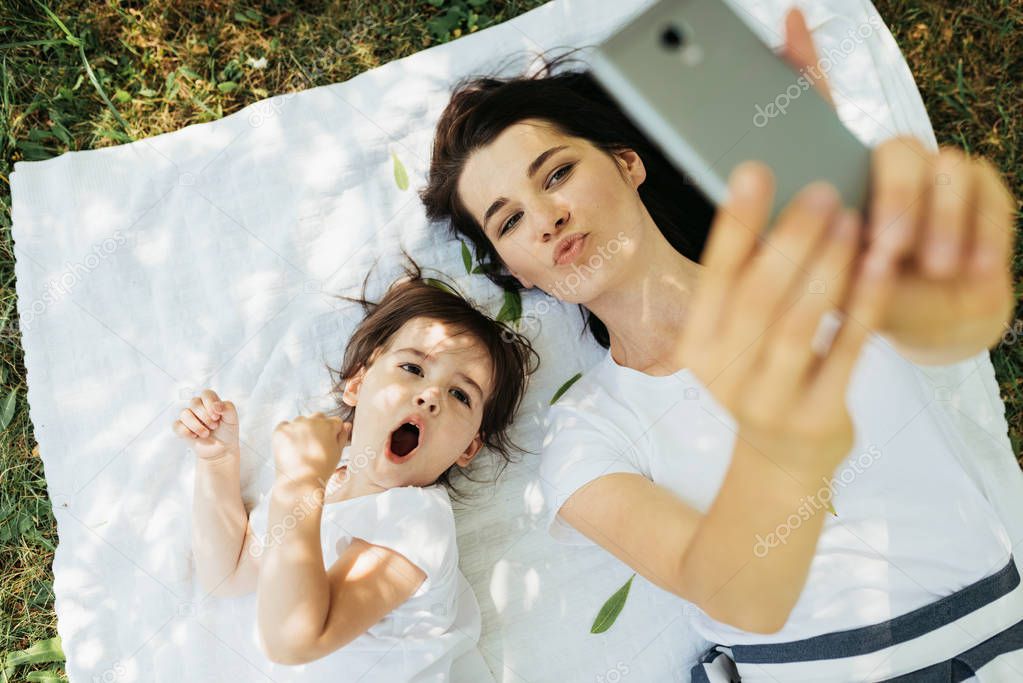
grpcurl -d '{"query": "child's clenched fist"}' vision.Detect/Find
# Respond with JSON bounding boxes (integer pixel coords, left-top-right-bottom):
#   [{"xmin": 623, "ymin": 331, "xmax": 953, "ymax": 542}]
[{"xmin": 172, "ymin": 389, "xmax": 240, "ymax": 462}]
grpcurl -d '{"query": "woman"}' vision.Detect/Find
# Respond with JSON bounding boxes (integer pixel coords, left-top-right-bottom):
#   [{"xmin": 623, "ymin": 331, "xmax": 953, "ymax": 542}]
[{"xmin": 421, "ymin": 8, "xmax": 1019, "ymax": 681}]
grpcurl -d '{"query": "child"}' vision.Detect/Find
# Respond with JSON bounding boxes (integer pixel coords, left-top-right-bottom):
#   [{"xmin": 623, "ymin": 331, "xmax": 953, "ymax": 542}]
[{"xmin": 173, "ymin": 274, "xmax": 537, "ymax": 680}]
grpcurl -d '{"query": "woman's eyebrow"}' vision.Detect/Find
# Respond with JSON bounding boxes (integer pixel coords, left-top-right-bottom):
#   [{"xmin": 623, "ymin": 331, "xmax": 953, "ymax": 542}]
[
  {"xmin": 526, "ymin": 145, "xmax": 568, "ymax": 178},
  {"xmin": 481, "ymin": 145, "xmax": 569, "ymax": 230}
]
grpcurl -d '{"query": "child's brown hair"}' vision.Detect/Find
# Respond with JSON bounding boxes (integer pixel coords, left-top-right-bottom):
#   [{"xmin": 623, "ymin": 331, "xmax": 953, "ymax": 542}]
[{"xmin": 325, "ymin": 262, "xmax": 539, "ymax": 503}]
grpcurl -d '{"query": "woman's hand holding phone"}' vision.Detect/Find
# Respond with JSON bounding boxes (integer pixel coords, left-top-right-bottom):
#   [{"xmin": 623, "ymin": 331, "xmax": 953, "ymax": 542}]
[
  {"xmin": 682, "ymin": 12, "xmax": 878, "ymax": 477},
  {"xmin": 680, "ymin": 162, "xmax": 890, "ymax": 482}
]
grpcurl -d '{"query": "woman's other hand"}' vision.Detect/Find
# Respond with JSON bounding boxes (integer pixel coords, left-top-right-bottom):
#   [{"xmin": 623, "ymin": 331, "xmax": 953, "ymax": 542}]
[
  {"xmin": 173, "ymin": 389, "xmax": 240, "ymax": 462},
  {"xmin": 780, "ymin": 7, "xmax": 1017, "ymax": 363},
  {"xmin": 865, "ymin": 138, "xmax": 1017, "ymax": 364}
]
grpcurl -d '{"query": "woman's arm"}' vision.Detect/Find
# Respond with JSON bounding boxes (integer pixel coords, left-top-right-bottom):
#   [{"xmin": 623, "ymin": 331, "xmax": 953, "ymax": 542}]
[
  {"xmin": 556, "ymin": 157, "xmax": 890, "ymax": 634},
  {"xmin": 256, "ymin": 475, "xmax": 425, "ymax": 665},
  {"xmin": 559, "ymin": 436, "xmax": 832, "ymax": 634}
]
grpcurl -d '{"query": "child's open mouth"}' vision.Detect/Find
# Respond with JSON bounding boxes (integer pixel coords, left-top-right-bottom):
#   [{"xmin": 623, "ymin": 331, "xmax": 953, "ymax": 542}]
[{"xmin": 386, "ymin": 421, "xmax": 421, "ymax": 463}]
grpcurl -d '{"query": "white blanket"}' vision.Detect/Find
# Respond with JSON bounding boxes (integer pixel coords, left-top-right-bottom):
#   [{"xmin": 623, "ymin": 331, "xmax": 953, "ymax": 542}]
[{"xmin": 12, "ymin": 0, "xmax": 1021, "ymax": 681}]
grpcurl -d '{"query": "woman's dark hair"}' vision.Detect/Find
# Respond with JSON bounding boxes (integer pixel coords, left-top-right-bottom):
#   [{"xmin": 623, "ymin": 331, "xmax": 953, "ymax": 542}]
[
  {"xmin": 324, "ymin": 260, "xmax": 539, "ymax": 504},
  {"xmin": 420, "ymin": 51, "xmax": 716, "ymax": 347}
]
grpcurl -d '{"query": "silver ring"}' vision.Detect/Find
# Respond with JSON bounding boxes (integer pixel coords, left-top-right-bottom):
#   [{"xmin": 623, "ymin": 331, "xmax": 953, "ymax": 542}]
[{"xmin": 810, "ymin": 309, "xmax": 845, "ymax": 357}]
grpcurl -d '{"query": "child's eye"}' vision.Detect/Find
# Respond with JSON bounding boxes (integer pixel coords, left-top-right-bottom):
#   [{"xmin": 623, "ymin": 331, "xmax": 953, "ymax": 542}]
[
  {"xmin": 399, "ymin": 363, "xmax": 424, "ymax": 376},
  {"xmin": 450, "ymin": 388, "xmax": 471, "ymax": 406}
]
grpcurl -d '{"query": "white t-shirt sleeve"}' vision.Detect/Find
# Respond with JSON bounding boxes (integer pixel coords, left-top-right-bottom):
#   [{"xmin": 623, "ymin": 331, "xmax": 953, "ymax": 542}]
[
  {"xmin": 330, "ymin": 486, "xmax": 455, "ymax": 596},
  {"xmin": 539, "ymin": 399, "xmax": 645, "ymax": 546}
]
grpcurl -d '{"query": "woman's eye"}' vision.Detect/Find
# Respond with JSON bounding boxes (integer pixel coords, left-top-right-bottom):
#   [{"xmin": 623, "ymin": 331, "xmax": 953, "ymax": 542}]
[
  {"xmin": 399, "ymin": 363, "xmax": 423, "ymax": 376},
  {"xmin": 450, "ymin": 388, "xmax": 471, "ymax": 406},
  {"xmin": 547, "ymin": 163, "xmax": 574, "ymax": 187},
  {"xmin": 497, "ymin": 165, "xmax": 573, "ymax": 237},
  {"xmin": 499, "ymin": 212, "xmax": 522, "ymax": 237}
]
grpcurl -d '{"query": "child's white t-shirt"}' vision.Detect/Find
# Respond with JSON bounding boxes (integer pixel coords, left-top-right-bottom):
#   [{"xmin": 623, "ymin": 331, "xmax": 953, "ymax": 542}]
[
  {"xmin": 539, "ymin": 332, "xmax": 1012, "ymax": 646},
  {"xmin": 247, "ymin": 478, "xmax": 484, "ymax": 681}
]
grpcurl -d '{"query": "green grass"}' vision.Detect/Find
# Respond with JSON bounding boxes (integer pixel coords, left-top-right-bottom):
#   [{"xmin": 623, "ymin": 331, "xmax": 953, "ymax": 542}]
[{"xmin": 0, "ymin": 0, "xmax": 1019, "ymax": 679}]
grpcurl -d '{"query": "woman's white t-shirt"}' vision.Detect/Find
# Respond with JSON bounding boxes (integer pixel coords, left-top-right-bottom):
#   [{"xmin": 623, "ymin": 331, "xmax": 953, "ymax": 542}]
[
  {"xmin": 539, "ymin": 332, "xmax": 1012, "ymax": 646},
  {"xmin": 247, "ymin": 479, "xmax": 483, "ymax": 681}
]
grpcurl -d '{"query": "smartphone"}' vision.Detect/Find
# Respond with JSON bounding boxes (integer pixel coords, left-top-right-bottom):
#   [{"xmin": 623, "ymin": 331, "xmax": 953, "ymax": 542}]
[{"xmin": 589, "ymin": 0, "xmax": 870, "ymax": 227}]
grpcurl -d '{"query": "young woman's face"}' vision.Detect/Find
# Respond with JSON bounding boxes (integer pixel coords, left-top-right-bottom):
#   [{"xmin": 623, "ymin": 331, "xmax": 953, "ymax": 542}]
[
  {"xmin": 458, "ymin": 119, "xmax": 650, "ymax": 304},
  {"xmin": 343, "ymin": 317, "xmax": 493, "ymax": 489}
]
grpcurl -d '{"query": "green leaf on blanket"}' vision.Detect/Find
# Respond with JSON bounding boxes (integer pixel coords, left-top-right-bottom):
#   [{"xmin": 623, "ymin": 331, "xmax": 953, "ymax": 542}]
[
  {"xmin": 827, "ymin": 502, "xmax": 838, "ymax": 517},
  {"xmin": 0, "ymin": 388, "xmax": 17, "ymax": 430},
  {"xmin": 496, "ymin": 290, "xmax": 521, "ymax": 324},
  {"xmin": 424, "ymin": 278, "xmax": 457, "ymax": 296},
  {"xmin": 392, "ymin": 151, "xmax": 409, "ymax": 191},
  {"xmin": 591, "ymin": 574, "xmax": 635, "ymax": 634},
  {"xmin": 550, "ymin": 373, "xmax": 582, "ymax": 405},
  {"xmin": 2, "ymin": 636, "xmax": 64, "ymax": 670},
  {"xmin": 471, "ymin": 261, "xmax": 499, "ymax": 275},
  {"xmin": 461, "ymin": 241, "xmax": 473, "ymax": 274}
]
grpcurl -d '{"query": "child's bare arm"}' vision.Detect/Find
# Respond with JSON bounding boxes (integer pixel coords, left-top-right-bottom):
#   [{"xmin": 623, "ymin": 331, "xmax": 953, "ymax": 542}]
[
  {"xmin": 173, "ymin": 389, "xmax": 255, "ymax": 597},
  {"xmin": 257, "ymin": 475, "xmax": 425, "ymax": 665},
  {"xmin": 256, "ymin": 413, "xmax": 425, "ymax": 665}
]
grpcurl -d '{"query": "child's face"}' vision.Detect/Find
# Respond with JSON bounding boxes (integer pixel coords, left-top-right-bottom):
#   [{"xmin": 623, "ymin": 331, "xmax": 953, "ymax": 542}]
[{"xmin": 342, "ymin": 317, "xmax": 494, "ymax": 489}]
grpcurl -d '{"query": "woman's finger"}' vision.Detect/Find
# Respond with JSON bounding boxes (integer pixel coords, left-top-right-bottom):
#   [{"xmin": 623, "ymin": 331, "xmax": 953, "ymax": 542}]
[
  {"xmin": 966, "ymin": 156, "xmax": 1016, "ymax": 276},
  {"xmin": 779, "ymin": 7, "xmax": 834, "ymax": 107},
  {"xmin": 726, "ymin": 181, "xmax": 840, "ymax": 343},
  {"xmin": 809, "ymin": 240, "xmax": 894, "ymax": 401},
  {"xmin": 686, "ymin": 162, "xmax": 774, "ymax": 352},
  {"xmin": 751, "ymin": 209, "xmax": 862, "ymax": 415},
  {"xmin": 710, "ymin": 181, "xmax": 841, "ymax": 402},
  {"xmin": 921, "ymin": 147, "xmax": 972, "ymax": 278},
  {"xmin": 868, "ymin": 137, "xmax": 931, "ymax": 262}
]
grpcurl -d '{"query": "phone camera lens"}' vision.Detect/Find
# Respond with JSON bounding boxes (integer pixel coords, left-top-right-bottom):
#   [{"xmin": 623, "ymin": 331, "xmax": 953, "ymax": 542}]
[{"xmin": 661, "ymin": 25, "xmax": 685, "ymax": 50}]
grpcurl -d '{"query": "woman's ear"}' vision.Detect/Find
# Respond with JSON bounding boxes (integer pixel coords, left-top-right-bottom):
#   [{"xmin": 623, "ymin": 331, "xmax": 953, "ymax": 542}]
[
  {"xmin": 456, "ymin": 434, "xmax": 484, "ymax": 467},
  {"xmin": 341, "ymin": 368, "xmax": 366, "ymax": 407},
  {"xmin": 615, "ymin": 148, "xmax": 647, "ymax": 189}
]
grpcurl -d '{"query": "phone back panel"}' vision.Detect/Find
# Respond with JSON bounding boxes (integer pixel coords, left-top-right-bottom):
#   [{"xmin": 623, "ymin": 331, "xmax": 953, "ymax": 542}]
[{"xmin": 590, "ymin": 0, "xmax": 870, "ymax": 224}]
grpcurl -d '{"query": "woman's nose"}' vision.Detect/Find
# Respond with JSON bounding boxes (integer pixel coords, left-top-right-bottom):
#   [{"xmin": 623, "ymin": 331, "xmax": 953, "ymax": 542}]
[{"xmin": 537, "ymin": 203, "xmax": 570, "ymax": 243}]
